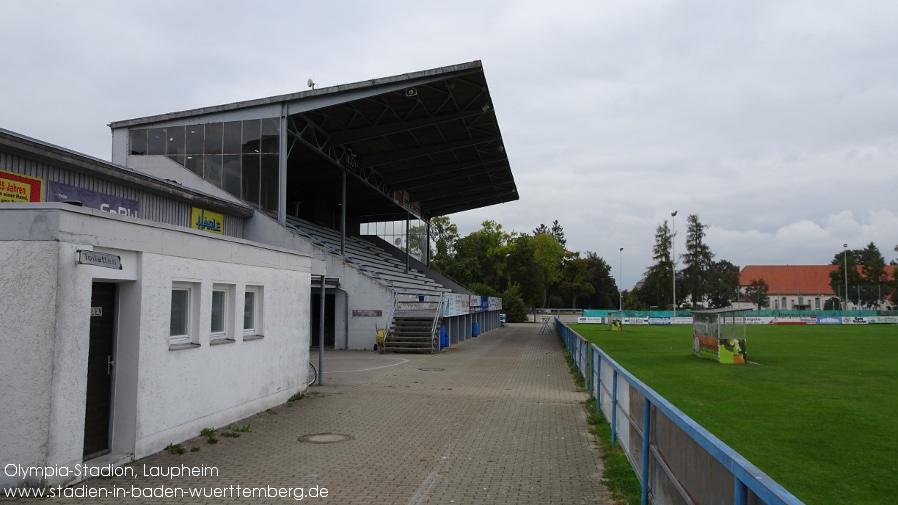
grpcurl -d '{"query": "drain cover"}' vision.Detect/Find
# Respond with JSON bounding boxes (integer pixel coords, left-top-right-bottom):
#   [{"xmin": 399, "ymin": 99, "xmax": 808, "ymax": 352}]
[
  {"xmin": 299, "ymin": 433, "xmax": 353, "ymax": 444},
  {"xmin": 418, "ymin": 367, "xmax": 445, "ymax": 371}
]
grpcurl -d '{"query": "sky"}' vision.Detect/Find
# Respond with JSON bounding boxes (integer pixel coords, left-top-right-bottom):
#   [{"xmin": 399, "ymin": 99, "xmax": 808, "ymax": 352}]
[{"xmin": 2, "ymin": 0, "xmax": 897, "ymax": 290}]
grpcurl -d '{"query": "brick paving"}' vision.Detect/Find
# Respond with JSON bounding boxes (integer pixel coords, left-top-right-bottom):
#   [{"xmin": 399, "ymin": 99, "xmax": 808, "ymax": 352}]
[{"xmin": 28, "ymin": 323, "xmax": 611, "ymax": 504}]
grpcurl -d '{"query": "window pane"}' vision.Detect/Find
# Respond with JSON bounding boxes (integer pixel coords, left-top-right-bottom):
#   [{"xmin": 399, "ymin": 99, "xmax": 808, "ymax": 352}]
[
  {"xmin": 147, "ymin": 128, "xmax": 166, "ymax": 155},
  {"xmin": 241, "ymin": 154, "xmax": 260, "ymax": 205},
  {"xmin": 205, "ymin": 122, "xmax": 223, "ymax": 155},
  {"xmin": 242, "ymin": 119, "xmax": 261, "ymax": 154},
  {"xmin": 185, "ymin": 155, "xmax": 203, "ymax": 176},
  {"xmin": 130, "ymin": 129, "xmax": 147, "ymax": 155},
  {"xmin": 260, "ymin": 118, "xmax": 279, "ymax": 153},
  {"xmin": 204, "ymin": 155, "xmax": 223, "ymax": 187},
  {"xmin": 170, "ymin": 289, "xmax": 188, "ymax": 336},
  {"xmin": 223, "ymin": 121, "xmax": 242, "ymax": 154},
  {"xmin": 186, "ymin": 124, "xmax": 205, "ymax": 154},
  {"xmin": 166, "ymin": 126, "xmax": 185, "ymax": 156},
  {"xmin": 244, "ymin": 291, "xmax": 255, "ymax": 330},
  {"xmin": 261, "ymin": 154, "xmax": 279, "ymax": 213},
  {"xmin": 211, "ymin": 291, "xmax": 225, "ymax": 333},
  {"xmin": 223, "ymin": 155, "xmax": 241, "ymax": 198}
]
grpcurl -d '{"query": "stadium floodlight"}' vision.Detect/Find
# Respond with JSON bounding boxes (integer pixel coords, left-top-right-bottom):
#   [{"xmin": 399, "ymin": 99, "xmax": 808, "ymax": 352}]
[
  {"xmin": 843, "ymin": 244, "xmax": 848, "ymax": 310},
  {"xmin": 671, "ymin": 211, "xmax": 678, "ymax": 318}
]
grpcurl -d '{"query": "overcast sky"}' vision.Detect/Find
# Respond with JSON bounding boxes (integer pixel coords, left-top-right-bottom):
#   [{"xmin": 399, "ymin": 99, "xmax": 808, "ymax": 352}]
[{"xmin": 3, "ymin": 0, "xmax": 897, "ymax": 289}]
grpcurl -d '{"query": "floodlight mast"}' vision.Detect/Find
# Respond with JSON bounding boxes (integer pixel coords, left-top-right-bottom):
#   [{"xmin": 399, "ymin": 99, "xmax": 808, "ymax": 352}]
[
  {"xmin": 671, "ymin": 211, "xmax": 678, "ymax": 318},
  {"xmin": 843, "ymin": 243, "xmax": 848, "ymax": 310}
]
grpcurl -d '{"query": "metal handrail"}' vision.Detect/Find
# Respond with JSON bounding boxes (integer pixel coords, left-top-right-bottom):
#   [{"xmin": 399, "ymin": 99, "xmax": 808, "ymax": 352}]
[{"xmin": 430, "ymin": 294, "xmax": 445, "ymax": 352}]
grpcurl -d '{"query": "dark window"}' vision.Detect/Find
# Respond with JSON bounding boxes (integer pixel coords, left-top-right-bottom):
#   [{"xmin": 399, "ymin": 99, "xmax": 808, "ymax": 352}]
[
  {"xmin": 261, "ymin": 154, "xmax": 278, "ymax": 213},
  {"xmin": 205, "ymin": 123, "xmax": 223, "ymax": 155},
  {"xmin": 185, "ymin": 155, "xmax": 203, "ymax": 176},
  {"xmin": 260, "ymin": 118, "xmax": 279, "ymax": 153},
  {"xmin": 147, "ymin": 128, "xmax": 166, "ymax": 155},
  {"xmin": 242, "ymin": 154, "xmax": 260, "ymax": 205},
  {"xmin": 242, "ymin": 119, "xmax": 261, "ymax": 154},
  {"xmin": 223, "ymin": 121, "xmax": 242, "ymax": 154},
  {"xmin": 167, "ymin": 155, "xmax": 186, "ymax": 167},
  {"xmin": 166, "ymin": 126, "xmax": 185, "ymax": 156},
  {"xmin": 186, "ymin": 125, "xmax": 205, "ymax": 154},
  {"xmin": 223, "ymin": 155, "xmax": 241, "ymax": 198},
  {"xmin": 130, "ymin": 129, "xmax": 147, "ymax": 155},
  {"xmin": 170, "ymin": 289, "xmax": 189, "ymax": 336},
  {"xmin": 204, "ymin": 155, "xmax": 223, "ymax": 187}
]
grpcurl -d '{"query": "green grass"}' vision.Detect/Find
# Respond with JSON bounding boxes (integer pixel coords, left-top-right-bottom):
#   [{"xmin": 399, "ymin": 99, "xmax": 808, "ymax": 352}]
[{"xmin": 571, "ymin": 323, "xmax": 898, "ymax": 505}]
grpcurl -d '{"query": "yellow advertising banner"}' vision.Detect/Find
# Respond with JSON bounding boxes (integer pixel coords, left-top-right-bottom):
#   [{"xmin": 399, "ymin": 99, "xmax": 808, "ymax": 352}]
[
  {"xmin": 0, "ymin": 169, "xmax": 44, "ymax": 203},
  {"xmin": 190, "ymin": 207, "xmax": 224, "ymax": 234}
]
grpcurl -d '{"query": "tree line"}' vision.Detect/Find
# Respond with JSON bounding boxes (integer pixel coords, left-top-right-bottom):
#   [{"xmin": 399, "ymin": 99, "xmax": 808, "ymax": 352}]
[{"xmin": 421, "ymin": 215, "xmax": 898, "ymax": 319}]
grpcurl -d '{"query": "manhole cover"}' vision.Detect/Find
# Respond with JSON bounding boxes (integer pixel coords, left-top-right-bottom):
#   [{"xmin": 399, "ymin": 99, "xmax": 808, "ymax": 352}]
[
  {"xmin": 299, "ymin": 433, "xmax": 353, "ymax": 444},
  {"xmin": 418, "ymin": 367, "xmax": 445, "ymax": 371}
]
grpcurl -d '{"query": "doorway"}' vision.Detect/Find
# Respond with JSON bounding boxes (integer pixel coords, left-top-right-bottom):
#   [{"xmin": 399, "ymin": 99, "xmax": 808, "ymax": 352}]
[
  {"xmin": 310, "ymin": 292, "xmax": 335, "ymax": 348},
  {"xmin": 83, "ymin": 282, "xmax": 116, "ymax": 459}
]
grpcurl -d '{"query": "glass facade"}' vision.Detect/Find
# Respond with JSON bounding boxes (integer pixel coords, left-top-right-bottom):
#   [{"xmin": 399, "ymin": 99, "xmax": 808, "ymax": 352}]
[{"xmin": 130, "ymin": 119, "xmax": 279, "ymax": 212}]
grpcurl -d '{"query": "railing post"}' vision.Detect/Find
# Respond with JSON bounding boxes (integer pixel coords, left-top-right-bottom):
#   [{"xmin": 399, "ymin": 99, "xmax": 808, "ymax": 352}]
[
  {"xmin": 587, "ymin": 346, "xmax": 593, "ymax": 396},
  {"xmin": 642, "ymin": 397, "xmax": 651, "ymax": 505},
  {"xmin": 596, "ymin": 348, "xmax": 602, "ymax": 411},
  {"xmin": 611, "ymin": 370, "xmax": 618, "ymax": 448},
  {"xmin": 734, "ymin": 477, "xmax": 748, "ymax": 505}
]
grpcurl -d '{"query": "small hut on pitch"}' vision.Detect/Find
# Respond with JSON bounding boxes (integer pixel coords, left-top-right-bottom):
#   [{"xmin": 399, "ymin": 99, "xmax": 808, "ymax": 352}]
[{"xmin": 692, "ymin": 308, "xmax": 748, "ymax": 364}]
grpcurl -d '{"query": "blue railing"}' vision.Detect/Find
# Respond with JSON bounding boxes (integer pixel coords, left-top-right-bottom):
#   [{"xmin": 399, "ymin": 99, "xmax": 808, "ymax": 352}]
[{"xmin": 556, "ymin": 318, "xmax": 805, "ymax": 505}]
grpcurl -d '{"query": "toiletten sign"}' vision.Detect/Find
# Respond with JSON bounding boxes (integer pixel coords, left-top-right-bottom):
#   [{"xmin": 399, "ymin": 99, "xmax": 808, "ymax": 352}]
[
  {"xmin": 190, "ymin": 207, "xmax": 224, "ymax": 234},
  {"xmin": 0, "ymin": 169, "xmax": 43, "ymax": 203}
]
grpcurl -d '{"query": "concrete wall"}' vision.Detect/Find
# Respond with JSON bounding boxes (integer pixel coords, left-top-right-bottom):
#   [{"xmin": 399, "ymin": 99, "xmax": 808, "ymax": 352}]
[
  {"xmin": 244, "ymin": 211, "xmax": 397, "ymax": 350},
  {"xmin": 0, "ymin": 205, "xmax": 311, "ymax": 489}
]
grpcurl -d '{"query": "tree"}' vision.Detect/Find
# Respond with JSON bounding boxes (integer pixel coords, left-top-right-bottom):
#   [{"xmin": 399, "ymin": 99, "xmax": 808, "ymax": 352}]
[
  {"xmin": 640, "ymin": 220, "xmax": 674, "ymax": 309},
  {"xmin": 408, "ymin": 223, "xmax": 428, "ymax": 259},
  {"xmin": 705, "ymin": 260, "xmax": 740, "ymax": 308},
  {"xmin": 744, "ymin": 278, "xmax": 770, "ymax": 310},
  {"xmin": 500, "ymin": 282, "xmax": 529, "ymax": 323},
  {"xmin": 858, "ymin": 242, "xmax": 888, "ymax": 308},
  {"xmin": 429, "ymin": 216, "xmax": 459, "ymax": 271},
  {"xmin": 582, "ymin": 252, "xmax": 617, "ymax": 309},
  {"xmin": 829, "ymin": 247, "xmax": 863, "ymax": 306},
  {"xmin": 680, "ymin": 214, "xmax": 714, "ymax": 308},
  {"xmin": 559, "ymin": 252, "xmax": 595, "ymax": 308},
  {"xmin": 531, "ymin": 232, "xmax": 565, "ymax": 308}
]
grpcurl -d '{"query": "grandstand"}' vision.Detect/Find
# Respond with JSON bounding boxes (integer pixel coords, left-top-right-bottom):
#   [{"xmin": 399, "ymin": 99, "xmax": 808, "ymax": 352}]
[{"xmin": 110, "ymin": 61, "xmax": 515, "ymax": 351}]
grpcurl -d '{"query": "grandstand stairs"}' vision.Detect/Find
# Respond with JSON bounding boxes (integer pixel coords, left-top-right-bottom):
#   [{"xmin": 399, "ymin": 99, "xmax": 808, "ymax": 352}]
[{"xmin": 269, "ymin": 213, "xmax": 448, "ymax": 353}]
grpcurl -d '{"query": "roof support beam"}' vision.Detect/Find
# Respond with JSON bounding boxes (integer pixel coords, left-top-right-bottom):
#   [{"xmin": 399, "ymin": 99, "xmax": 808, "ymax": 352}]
[
  {"xmin": 328, "ymin": 108, "xmax": 488, "ymax": 145},
  {"xmin": 362, "ymin": 135, "xmax": 501, "ymax": 166},
  {"xmin": 383, "ymin": 156, "xmax": 506, "ymax": 186}
]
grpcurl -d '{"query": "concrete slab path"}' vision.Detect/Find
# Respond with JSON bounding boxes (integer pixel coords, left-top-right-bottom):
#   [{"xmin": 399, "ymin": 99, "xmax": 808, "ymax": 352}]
[{"xmin": 29, "ymin": 323, "xmax": 612, "ymax": 504}]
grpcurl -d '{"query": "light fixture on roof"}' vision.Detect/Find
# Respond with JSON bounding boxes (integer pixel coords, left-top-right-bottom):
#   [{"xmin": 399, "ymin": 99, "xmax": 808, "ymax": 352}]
[
  {"xmin": 405, "ymin": 88, "xmax": 417, "ymax": 97},
  {"xmin": 481, "ymin": 104, "xmax": 490, "ymax": 113}
]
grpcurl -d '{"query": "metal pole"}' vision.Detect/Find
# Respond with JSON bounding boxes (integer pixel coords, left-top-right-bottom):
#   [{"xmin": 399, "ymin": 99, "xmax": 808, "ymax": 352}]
[
  {"xmin": 641, "ymin": 397, "xmax": 651, "ymax": 505},
  {"xmin": 619, "ymin": 247, "xmax": 624, "ymax": 311},
  {"xmin": 611, "ymin": 371, "xmax": 619, "ymax": 448},
  {"xmin": 277, "ymin": 103, "xmax": 288, "ymax": 226},
  {"xmin": 843, "ymin": 244, "xmax": 848, "ymax": 310},
  {"xmin": 405, "ymin": 214, "xmax": 411, "ymax": 273},
  {"xmin": 340, "ymin": 169, "xmax": 346, "ymax": 256},
  {"xmin": 318, "ymin": 274, "xmax": 325, "ymax": 386},
  {"xmin": 671, "ymin": 211, "xmax": 678, "ymax": 318}
]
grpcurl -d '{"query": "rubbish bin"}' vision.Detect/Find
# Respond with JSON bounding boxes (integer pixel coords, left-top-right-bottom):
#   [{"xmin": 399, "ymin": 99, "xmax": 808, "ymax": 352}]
[{"xmin": 472, "ymin": 322, "xmax": 480, "ymax": 337}]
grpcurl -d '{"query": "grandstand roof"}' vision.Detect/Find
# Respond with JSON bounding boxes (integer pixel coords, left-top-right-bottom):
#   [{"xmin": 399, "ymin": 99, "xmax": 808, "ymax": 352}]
[
  {"xmin": 110, "ymin": 61, "xmax": 518, "ymax": 222},
  {"xmin": 739, "ymin": 265, "xmax": 897, "ymax": 295}
]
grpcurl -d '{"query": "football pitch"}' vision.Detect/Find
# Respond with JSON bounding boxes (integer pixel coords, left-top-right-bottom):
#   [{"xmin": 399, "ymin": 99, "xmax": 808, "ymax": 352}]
[{"xmin": 570, "ymin": 323, "xmax": 898, "ymax": 505}]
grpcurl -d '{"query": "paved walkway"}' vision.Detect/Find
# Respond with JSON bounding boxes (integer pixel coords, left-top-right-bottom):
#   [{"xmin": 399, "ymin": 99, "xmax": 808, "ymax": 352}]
[{"xmin": 34, "ymin": 323, "xmax": 611, "ymax": 504}]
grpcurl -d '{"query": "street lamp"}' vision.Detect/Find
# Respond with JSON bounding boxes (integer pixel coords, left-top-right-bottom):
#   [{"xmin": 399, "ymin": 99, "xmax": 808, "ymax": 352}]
[
  {"xmin": 671, "ymin": 211, "xmax": 678, "ymax": 318},
  {"xmin": 619, "ymin": 247, "xmax": 624, "ymax": 311},
  {"xmin": 843, "ymin": 244, "xmax": 848, "ymax": 310}
]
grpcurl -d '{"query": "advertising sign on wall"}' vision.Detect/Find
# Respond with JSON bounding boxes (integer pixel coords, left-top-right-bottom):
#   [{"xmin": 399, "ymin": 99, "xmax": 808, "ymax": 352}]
[
  {"xmin": 0, "ymin": 169, "xmax": 43, "ymax": 202},
  {"xmin": 191, "ymin": 207, "xmax": 224, "ymax": 234},
  {"xmin": 48, "ymin": 181, "xmax": 139, "ymax": 217},
  {"xmin": 817, "ymin": 316, "xmax": 842, "ymax": 325}
]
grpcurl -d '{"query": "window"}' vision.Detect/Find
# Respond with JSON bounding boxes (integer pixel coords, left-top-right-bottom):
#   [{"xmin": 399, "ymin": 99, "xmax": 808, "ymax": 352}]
[
  {"xmin": 211, "ymin": 284, "xmax": 235, "ymax": 345},
  {"xmin": 170, "ymin": 282, "xmax": 200, "ymax": 350},
  {"xmin": 243, "ymin": 286, "xmax": 264, "ymax": 340}
]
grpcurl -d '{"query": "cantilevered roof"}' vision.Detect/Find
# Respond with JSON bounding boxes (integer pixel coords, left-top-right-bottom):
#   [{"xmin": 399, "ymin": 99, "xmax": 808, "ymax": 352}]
[{"xmin": 110, "ymin": 61, "xmax": 518, "ymax": 222}]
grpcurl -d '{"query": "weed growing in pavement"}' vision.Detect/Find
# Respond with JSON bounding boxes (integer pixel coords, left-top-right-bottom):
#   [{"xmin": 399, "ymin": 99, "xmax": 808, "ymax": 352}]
[
  {"xmin": 583, "ymin": 398, "xmax": 642, "ymax": 505},
  {"xmin": 164, "ymin": 443, "xmax": 185, "ymax": 455}
]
